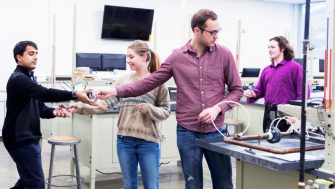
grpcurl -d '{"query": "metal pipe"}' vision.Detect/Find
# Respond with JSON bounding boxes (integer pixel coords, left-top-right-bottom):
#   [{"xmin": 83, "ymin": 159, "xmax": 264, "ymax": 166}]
[
  {"xmin": 299, "ymin": 0, "xmax": 310, "ymax": 184},
  {"xmin": 233, "ymin": 132, "xmax": 292, "ymax": 141}
]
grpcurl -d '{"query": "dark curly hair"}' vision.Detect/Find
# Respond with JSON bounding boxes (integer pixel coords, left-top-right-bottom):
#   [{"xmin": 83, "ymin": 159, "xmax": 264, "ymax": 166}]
[{"xmin": 269, "ymin": 36, "xmax": 295, "ymax": 61}]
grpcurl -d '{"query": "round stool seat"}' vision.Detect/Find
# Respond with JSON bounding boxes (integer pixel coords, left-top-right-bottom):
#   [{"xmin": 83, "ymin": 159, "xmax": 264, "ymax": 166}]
[
  {"xmin": 46, "ymin": 135, "xmax": 82, "ymax": 189},
  {"xmin": 48, "ymin": 135, "xmax": 80, "ymax": 145}
]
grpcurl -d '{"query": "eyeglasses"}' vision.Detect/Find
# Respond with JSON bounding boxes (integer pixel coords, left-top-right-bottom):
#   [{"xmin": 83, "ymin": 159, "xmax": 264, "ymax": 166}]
[{"xmin": 199, "ymin": 27, "xmax": 221, "ymax": 37}]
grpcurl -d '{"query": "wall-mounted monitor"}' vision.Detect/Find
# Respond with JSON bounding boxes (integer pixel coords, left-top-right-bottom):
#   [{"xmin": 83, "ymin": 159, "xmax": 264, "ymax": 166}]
[
  {"xmin": 76, "ymin": 53, "xmax": 102, "ymax": 71},
  {"xmin": 241, "ymin": 68, "xmax": 261, "ymax": 77},
  {"xmin": 102, "ymin": 54, "xmax": 126, "ymax": 71},
  {"xmin": 101, "ymin": 5, "xmax": 154, "ymax": 40}
]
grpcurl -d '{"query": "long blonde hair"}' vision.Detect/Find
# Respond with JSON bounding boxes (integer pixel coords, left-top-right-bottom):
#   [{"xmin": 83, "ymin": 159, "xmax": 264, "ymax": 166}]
[{"xmin": 127, "ymin": 40, "xmax": 161, "ymax": 73}]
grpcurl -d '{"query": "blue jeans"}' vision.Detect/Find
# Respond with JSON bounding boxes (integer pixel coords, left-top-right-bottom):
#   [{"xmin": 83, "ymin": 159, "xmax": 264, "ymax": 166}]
[
  {"xmin": 8, "ymin": 143, "xmax": 45, "ymax": 189},
  {"xmin": 117, "ymin": 136, "xmax": 160, "ymax": 189},
  {"xmin": 177, "ymin": 124, "xmax": 233, "ymax": 189}
]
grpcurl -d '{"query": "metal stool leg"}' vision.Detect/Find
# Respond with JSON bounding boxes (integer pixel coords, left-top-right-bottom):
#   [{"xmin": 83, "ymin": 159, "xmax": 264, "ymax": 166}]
[
  {"xmin": 73, "ymin": 144, "xmax": 81, "ymax": 189},
  {"xmin": 48, "ymin": 144, "xmax": 55, "ymax": 189},
  {"xmin": 47, "ymin": 136, "xmax": 81, "ymax": 188}
]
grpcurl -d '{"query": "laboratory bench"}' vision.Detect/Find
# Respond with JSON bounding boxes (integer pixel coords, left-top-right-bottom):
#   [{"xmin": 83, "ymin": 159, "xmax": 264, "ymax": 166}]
[{"xmin": 196, "ymin": 137, "xmax": 324, "ymax": 189}]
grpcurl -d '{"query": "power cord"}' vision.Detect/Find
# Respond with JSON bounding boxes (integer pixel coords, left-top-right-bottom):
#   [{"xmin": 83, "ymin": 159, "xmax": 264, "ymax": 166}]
[
  {"xmin": 95, "ymin": 169, "xmax": 122, "ymax": 175},
  {"xmin": 210, "ymin": 100, "xmax": 251, "ymax": 137}
]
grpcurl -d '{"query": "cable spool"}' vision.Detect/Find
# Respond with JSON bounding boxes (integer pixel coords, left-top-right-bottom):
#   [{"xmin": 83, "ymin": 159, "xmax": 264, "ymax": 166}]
[{"xmin": 267, "ymin": 127, "xmax": 281, "ymax": 143}]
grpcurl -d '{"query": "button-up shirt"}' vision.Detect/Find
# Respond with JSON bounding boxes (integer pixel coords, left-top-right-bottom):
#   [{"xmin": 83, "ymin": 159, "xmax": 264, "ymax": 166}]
[
  {"xmin": 248, "ymin": 59, "xmax": 305, "ymax": 105},
  {"xmin": 117, "ymin": 41, "xmax": 243, "ymax": 133}
]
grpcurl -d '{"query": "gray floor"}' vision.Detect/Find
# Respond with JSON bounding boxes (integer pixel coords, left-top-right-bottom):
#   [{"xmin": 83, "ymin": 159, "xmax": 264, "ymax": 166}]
[{"xmin": 0, "ymin": 138, "xmax": 236, "ymax": 189}]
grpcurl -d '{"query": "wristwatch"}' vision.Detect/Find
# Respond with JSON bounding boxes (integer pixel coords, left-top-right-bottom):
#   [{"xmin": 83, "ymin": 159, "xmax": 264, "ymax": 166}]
[{"xmin": 72, "ymin": 91, "xmax": 78, "ymax": 100}]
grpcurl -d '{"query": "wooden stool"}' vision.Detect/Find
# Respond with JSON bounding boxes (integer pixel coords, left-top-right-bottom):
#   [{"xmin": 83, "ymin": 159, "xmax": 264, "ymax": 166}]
[
  {"xmin": 46, "ymin": 135, "xmax": 81, "ymax": 189},
  {"xmin": 223, "ymin": 119, "xmax": 243, "ymax": 135}
]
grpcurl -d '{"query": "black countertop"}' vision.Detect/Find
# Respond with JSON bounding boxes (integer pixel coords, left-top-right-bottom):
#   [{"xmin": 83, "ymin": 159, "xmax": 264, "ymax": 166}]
[{"xmin": 196, "ymin": 137, "xmax": 324, "ymax": 172}]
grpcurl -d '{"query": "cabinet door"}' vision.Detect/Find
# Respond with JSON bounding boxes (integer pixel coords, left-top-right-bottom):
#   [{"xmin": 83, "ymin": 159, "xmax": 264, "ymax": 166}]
[
  {"xmin": 160, "ymin": 113, "xmax": 179, "ymax": 159},
  {"xmin": 94, "ymin": 115, "xmax": 115, "ymax": 169},
  {"xmin": 112, "ymin": 117, "xmax": 119, "ymax": 163}
]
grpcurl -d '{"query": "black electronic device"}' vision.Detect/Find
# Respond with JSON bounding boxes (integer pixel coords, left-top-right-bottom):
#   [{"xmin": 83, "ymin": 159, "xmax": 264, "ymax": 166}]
[
  {"xmin": 101, "ymin": 5, "xmax": 154, "ymax": 40},
  {"xmin": 267, "ymin": 127, "xmax": 282, "ymax": 144},
  {"xmin": 76, "ymin": 53, "xmax": 102, "ymax": 71},
  {"xmin": 87, "ymin": 92, "xmax": 95, "ymax": 99},
  {"xmin": 319, "ymin": 59, "xmax": 324, "ymax": 72},
  {"xmin": 168, "ymin": 87, "xmax": 177, "ymax": 101},
  {"xmin": 241, "ymin": 68, "xmax": 261, "ymax": 77},
  {"xmin": 101, "ymin": 54, "xmax": 126, "ymax": 71},
  {"xmin": 288, "ymin": 99, "xmax": 322, "ymax": 107},
  {"xmin": 295, "ymin": 58, "xmax": 304, "ymax": 65}
]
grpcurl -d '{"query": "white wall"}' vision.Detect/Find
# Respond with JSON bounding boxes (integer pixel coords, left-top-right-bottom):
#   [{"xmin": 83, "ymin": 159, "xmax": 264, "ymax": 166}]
[
  {"xmin": 186, "ymin": 0, "xmax": 299, "ymax": 71},
  {"xmin": 0, "ymin": 0, "xmax": 51, "ymax": 90},
  {"xmin": 0, "ymin": 0, "xmax": 300, "ymax": 91}
]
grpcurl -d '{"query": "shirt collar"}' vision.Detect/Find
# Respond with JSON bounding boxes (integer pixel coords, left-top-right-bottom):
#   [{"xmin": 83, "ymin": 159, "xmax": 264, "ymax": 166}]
[
  {"xmin": 181, "ymin": 40, "xmax": 216, "ymax": 54},
  {"xmin": 16, "ymin": 65, "xmax": 31, "ymax": 76},
  {"xmin": 15, "ymin": 65, "xmax": 35, "ymax": 80},
  {"xmin": 270, "ymin": 59, "xmax": 287, "ymax": 67}
]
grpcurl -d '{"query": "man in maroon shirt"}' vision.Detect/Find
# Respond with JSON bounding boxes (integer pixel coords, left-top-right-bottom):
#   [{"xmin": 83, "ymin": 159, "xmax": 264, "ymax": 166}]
[{"xmin": 96, "ymin": 9, "xmax": 242, "ymax": 189}]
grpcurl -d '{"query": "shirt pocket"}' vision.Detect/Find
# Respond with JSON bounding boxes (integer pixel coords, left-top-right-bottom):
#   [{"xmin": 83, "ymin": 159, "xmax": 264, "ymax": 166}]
[{"xmin": 206, "ymin": 64, "xmax": 223, "ymax": 81}]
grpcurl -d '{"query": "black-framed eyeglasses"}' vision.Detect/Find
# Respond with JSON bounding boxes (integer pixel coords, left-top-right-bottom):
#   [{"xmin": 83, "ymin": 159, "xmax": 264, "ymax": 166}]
[{"xmin": 199, "ymin": 27, "xmax": 222, "ymax": 37}]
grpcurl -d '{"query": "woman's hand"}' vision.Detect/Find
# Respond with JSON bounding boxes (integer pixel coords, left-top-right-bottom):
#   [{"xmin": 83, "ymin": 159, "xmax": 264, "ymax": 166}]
[{"xmin": 53, "ymin": 105, "xmax": 70, "ymax": 118}]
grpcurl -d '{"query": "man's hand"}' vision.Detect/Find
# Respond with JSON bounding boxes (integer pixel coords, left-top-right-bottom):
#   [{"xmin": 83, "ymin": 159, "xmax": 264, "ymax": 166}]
[
  {"xmin": 198, "ymin": 105, "xmax": 222, "ymax": 124},
  {"xmin": 66, "ymin": 103, "xmax": 79, "ymax": 113},
  {"xmin": 243, "ymin": 90, "xmax": 256, "ymax": 98},
  {"xmin": 285, "ymin": 116, "xmax": 298, "ymax": 125},
  {"xmin": 75, "ymin": 89, "xmax": 96, "ymax": 105},
  {"xmin": 95, "ymin": 87, "xmax": 117, "ymax": 100},
  {"xmin": 53, "ymin": 106, "xmax": 69, "ymax": 118}
]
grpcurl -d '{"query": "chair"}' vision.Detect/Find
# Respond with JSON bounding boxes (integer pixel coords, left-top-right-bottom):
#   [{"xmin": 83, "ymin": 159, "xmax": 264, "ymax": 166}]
[
  {"xmin": 223, "ymin": 119, "xmax": 244, "ymax": 135},
  {"xmin": 46, "ymin": 135, "xmax": 81, "ymax": 189}
]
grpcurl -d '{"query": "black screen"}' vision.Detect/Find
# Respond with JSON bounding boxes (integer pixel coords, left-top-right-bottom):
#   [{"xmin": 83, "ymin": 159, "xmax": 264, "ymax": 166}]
[
  {"xmin": 319, "ymin": 59, "xmax": 324, "ymax": 72},
  {"xmin": 102, "ymin": 54, "xmax": 126, "ymax": 71},
  {"xmin": 101, "ymin": 5, "xmax": 154, "ymax": 40},
  {"xmin": 76, "ymin": 53, "xmax": 102, "ymax": 71},
  {"xmin": 295, "ymin": 58, "xmax": 303, "ymax": 65},
  {"xmin": 241, "ymin": 68, "xmax": 261, "ymax": 77}
]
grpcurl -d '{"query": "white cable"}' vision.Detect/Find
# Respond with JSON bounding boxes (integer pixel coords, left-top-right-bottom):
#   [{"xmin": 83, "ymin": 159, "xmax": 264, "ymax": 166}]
[
  {"xmin": 307, "ymin": 131, "xmax": 324, "ymax": 138},
  {"xmin": 275, "ymin": 117, "xmax": 293, "ymax": 128},
  {"xmin": 305, "ymin": 131, "xmax": 310, "ymax": 140},
  {"xmin": 268, "ymin": 117, "xmax": 286, "ymax": 129},
  {"xmin": 210, "ymin": 100, "xmax": 251, "ymax": 137},
  {"xmin": 268, "ymin": 116, "xmax": 293, "ymax": 130},
  {"xmin": 270, "ymin": 117, "xmax": 313, "ymax": 140},
  {"xmin": 211, "ymin": 118, "xmax": 226, "ymax": 137}
]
